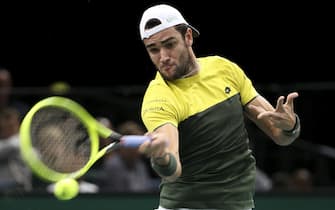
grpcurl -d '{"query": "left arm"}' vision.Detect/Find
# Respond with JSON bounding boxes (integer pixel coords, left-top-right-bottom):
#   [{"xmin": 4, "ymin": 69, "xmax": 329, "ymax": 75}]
[{"xmin": 244, "ymin": 92, "xmax": 301, "ymax": 146}]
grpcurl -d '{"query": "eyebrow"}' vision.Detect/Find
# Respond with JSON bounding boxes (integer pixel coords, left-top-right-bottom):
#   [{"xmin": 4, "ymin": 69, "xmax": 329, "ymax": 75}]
[{"xmin": 145, "ymin": 37, "xmax": 176, "ymax": 49}]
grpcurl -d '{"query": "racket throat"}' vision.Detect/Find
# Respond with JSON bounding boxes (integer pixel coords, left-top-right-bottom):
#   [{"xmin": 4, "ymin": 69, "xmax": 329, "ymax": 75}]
[
  {"xmin": 105, "ymin": 133, "xmax": 122, "ymax": 153},
  {"xmin": 108, "ymin": 133, "xmax": 122, "ymax": 143}
]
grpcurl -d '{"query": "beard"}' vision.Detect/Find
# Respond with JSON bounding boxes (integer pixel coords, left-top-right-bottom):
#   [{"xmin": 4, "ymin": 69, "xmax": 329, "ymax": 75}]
[{"xmin": 159, "ymin": 47, "xmax": 194, "ymax": 81}]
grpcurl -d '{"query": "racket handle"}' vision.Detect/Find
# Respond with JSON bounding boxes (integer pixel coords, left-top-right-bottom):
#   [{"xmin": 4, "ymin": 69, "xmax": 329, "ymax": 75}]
[{"xmin": 120, "ymin": 135, "xmax": 151, "ymax": 147}]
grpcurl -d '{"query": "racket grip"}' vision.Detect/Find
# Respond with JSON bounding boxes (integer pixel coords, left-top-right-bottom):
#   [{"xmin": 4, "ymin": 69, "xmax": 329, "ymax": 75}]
[{"xmin": 120, "ymin": 135, "xmax": 151, "ymax": 147}]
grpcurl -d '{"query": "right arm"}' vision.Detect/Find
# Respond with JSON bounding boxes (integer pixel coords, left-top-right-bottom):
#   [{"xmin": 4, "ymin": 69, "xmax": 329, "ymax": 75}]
[{"xmin": 138, "ymin": 123, "xmax": 182, "ymax": 182}]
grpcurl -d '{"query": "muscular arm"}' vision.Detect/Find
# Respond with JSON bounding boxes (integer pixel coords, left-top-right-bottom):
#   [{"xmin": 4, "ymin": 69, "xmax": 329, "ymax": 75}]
[
  {"xmin": 244, "ymin": 92, "xmax": 300, "ymax": 146},
  {"xmin": 139, "ymin": 123, "xmax": 182, "ymax": 182}
]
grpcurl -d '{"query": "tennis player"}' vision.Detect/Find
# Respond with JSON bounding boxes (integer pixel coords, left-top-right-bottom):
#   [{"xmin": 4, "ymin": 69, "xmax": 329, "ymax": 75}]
[{"xmin": 138, "ymin": 4, "xmax": 301, "ymax": 210}]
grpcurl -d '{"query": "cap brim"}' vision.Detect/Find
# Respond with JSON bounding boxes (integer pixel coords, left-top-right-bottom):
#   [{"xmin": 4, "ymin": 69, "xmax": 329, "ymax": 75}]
[{"xmin": 189, "ymin": 25, "xmax": 200, "ymax": 38}]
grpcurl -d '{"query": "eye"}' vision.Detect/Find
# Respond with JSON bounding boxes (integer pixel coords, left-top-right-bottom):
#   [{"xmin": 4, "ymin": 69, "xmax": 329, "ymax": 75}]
[
  {"xmin": 148, "ymin": 47, "xmax": 159, "ymax": 54},
  {"xmin": 164, "ymin": 41, "xmax": 176, "ymax": 49}
]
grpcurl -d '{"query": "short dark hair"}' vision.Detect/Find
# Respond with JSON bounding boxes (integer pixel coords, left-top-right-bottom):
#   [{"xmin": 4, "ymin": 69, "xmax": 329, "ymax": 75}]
[{"xmin": 174, "ymin": 24, "xmax": 188, "ymax": 37}]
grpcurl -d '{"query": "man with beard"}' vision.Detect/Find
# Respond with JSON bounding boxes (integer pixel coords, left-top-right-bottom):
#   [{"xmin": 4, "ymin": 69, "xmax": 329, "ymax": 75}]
[{"xmin": 138, "ymin": 4, "xmax": 300, "ymax": 210}]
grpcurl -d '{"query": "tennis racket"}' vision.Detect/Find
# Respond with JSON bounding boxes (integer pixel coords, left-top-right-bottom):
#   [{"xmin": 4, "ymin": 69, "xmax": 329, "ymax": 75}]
[{"xmin": 19, "ymin": 96, "xmax": 150, "ymax": 182}]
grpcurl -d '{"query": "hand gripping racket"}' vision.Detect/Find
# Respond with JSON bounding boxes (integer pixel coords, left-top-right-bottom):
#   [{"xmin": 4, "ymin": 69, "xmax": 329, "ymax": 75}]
[{"xmin": 19, "ymin": 96, "xmax": 150, "ymax": 182}]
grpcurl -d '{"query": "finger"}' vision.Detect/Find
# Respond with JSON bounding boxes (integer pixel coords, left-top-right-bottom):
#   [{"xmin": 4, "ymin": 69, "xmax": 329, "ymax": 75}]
[
  {"xmin": 285, "ymin": 92, "xmax": 299, "ymax": 107},
  {"xmin": 275, "ymin": 96, "xmax": 285, "ymax": 111},
  {"xmin": 138, "ymin": 140, "xmax": 152, "ymax": 154}
]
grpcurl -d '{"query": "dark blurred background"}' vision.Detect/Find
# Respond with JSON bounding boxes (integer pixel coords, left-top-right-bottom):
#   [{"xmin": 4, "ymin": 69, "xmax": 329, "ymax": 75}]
[
  {"xmin": 0, "ymin": 0, "xmax": 334, "ymax": 194},
  {"xmin": 0, "ymin": 0, "xmax": 333, "ymax": 86}
]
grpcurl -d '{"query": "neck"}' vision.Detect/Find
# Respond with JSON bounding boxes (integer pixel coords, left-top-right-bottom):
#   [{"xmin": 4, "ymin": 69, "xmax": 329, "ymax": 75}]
[
  {"xmin": 182, "ymin": 63, "xmax": 199, "ymax": 78},
  {"xmin": 182, "ymin": 50, "xmax": 199, "ymax": 78}
]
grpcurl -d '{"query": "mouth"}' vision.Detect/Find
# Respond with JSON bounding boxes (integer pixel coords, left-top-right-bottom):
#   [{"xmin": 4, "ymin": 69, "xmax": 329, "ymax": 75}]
[{"xmin": 160, "ymin": 64, "xmax": 174, "ymax": 73}]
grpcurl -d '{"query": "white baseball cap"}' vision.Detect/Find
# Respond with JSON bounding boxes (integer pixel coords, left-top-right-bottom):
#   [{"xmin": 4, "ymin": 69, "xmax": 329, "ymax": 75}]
[{"xmin": 139, "ymin": 4, "xmax": 200, "ymax": 40}]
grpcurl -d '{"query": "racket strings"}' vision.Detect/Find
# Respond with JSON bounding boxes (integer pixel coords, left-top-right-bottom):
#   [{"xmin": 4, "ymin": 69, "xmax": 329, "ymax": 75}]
[{"xmin": 30, "ymin": 107, "xmax": 91, "ymax": 173}]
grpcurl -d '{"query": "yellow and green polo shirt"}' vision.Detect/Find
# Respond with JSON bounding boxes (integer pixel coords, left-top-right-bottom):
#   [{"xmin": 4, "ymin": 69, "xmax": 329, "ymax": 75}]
[{"xmin": 141, "ymin": 55, "xmax": 259, "ymax": 210}]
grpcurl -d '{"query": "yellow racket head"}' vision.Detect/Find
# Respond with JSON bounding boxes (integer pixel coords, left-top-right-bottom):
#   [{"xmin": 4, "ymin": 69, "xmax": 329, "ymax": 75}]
[{"xmin": 19, "ymin": 96, "xmax": 101, "ymax": 182}]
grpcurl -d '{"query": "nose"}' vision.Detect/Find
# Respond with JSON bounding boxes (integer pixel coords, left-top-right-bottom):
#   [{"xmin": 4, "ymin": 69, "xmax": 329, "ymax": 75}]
[{"xmin": 159, "ymin": 48, "xmax": 170, "ymax": 63}]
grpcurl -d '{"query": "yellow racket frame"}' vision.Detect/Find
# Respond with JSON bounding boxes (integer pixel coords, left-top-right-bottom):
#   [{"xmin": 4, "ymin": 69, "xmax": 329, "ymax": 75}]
[{"xmin": 20, "ymin": 96, "xmax": 113, "ymax": 182}]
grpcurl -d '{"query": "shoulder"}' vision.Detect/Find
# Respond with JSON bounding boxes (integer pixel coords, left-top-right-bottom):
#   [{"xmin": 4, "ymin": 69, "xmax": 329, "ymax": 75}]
[
  {"xmin": 198, "ymin": 55, "xmax": 234, "ymax": 65},
  {"xmin": 197, "ymin": 55, "xmax": 240, "ymax": 73},
  {"xmin": 197, "ymin": 55, "xmax": 244, "ymax": 79},
  {"xmin": 143, "ymin": 73, "xmax": 174, "ymax": 99}
]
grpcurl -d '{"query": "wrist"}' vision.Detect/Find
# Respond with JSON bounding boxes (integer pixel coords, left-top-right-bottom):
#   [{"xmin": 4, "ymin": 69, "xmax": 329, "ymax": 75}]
[
  {"xmin": 282, "ymin": 114, "xmax": 301, "ymax": 137},
  {"xmin": 151, "ymin": 153, "xmax": 177, "ymax": 177},
  {"xmin": 152, "ymin": 153, "xmax": 169, "ymax": 165}
]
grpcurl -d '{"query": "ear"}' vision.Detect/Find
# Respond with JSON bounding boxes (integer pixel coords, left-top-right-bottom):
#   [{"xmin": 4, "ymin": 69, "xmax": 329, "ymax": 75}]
[{"xmin": 185, "ymin": 28, "xmax": 193, "ymax": 47}]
